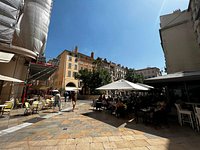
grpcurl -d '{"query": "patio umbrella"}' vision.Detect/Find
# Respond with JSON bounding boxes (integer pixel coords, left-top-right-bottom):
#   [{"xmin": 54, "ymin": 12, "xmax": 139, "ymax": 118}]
[
  {"xmin": 0, "ymin": 74, "xmax": 24, "ymax": 82},
  {"xmin": 136, "ymin": 83, "xmax": 154, "ymax": 90},
  {"xmin": 96, "ymin": 79, "xmax": 148, "ymax": 91},
  {"xmin": 65, "ymin": 87, "xmax": 81, "ymax": 91}
]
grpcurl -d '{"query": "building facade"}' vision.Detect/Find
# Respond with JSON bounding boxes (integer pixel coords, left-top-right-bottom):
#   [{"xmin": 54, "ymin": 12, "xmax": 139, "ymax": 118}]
[
  {"xmin": 94, "ymin": 58, "xmax": 127, "ymax": 82},
  {"xmin": 52, "ymin": 47, "xmax": 95, "ymax": 91},
  {"xmin": 135, "ymin": 67, "xmax": 161, "ymax": 79},
  {"xmin": 160, "ymin": 9, "xmax": 200, "ymax": 74},
  {"xmin": 0, "ymin": 1, "xmax": 53, "ymax": 102},
  {"xmin": 189, "ymin": 0, "xmax": 200, "ymax": 46}
]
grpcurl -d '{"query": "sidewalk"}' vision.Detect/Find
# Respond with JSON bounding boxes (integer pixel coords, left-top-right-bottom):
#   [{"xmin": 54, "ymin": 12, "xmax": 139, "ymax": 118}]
[{"xmin": 0, "ymin": 100, "xmax": 200, "ymax": 150}]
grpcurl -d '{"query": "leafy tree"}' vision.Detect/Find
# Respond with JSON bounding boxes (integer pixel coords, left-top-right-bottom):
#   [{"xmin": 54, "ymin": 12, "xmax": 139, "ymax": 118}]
[
  {"xmin": 75, "ymin": 68, "xmax": 111, "ymax": 94},
  {"xmin": 125, "ymin": 68, "xmax": 144, "ymax": 83}
]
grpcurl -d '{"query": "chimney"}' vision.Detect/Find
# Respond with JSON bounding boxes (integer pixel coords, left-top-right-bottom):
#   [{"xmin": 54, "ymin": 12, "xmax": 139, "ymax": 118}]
[
  {"xmin": 74, "ymin": 46, "xmax": 78, "ymax": 54},
  {"xmin": 91, "ymin": 52, "xmax": 94, "ymax": 59}
]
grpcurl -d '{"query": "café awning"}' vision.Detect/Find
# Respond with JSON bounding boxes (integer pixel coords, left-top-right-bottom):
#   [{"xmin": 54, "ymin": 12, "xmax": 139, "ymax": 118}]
[
  {"xmin": 145, "ymin": 71, "xmax": 200, "ymax": 84},
  {"xmin": 65, "ymin": 87, "xmax": 81, "ymax": 91},
  {"xmin": 0, "ymin": 51, "xmax": 15, "ymax": 63},
  {"xmin": 0, "ymin": 74, "xmax": 24, "ymax": 82},
  {"xmin": 29, "ymin": 63, "xmax": 57, "ymax": 81}
]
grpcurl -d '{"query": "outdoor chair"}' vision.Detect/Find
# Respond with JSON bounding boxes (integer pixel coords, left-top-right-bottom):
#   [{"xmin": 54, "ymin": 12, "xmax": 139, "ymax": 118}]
[
  {"xmin": 24, "ymin": 102, "xmax": 33, "ymax": 115},
  {"xmin": 46, "ymin": 99, "xmax": 53, "ymax": 108},
  {"xmin": 195, "ymin": 107, "xmax": 200, "ymax": 131},
  {"xmin": 32, "ymin": 101, "xmax": 40, "ymax": 113},
  {"xmin": 95, "ymin": 100, "xmax": 102, "ymax": 110},
  {"xmin": 175, "ymin": 103, "xmax": 194, "ymax": 129},
  {"xmin": 15, "ymin": 98, "xmax": 23, "ymax": 108},
  {"xmin": 41, "ymin": 100, "xmax": 49, "ymax": 109},
  {"xmin": 2, "ymin": 101, "xmax": 14, "ymax": 116}
]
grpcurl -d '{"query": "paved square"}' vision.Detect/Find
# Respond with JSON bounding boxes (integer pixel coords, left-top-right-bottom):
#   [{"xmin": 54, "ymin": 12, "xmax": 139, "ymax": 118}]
[{"xmin": 0, "ymin": 100, "xmax": 200, "ymax": 149}]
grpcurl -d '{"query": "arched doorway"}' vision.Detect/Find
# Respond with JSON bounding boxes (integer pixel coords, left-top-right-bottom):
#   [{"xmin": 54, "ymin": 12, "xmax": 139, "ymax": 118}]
[{"xmin": 66, "ymin": 82, "xmax": 76, "ymax": 87}]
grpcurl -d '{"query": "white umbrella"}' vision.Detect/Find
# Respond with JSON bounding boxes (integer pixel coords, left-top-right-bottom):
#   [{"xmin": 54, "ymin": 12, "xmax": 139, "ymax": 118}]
[
  {"xmin": 136, "ymin": 83, "xmax": 154, "ymax": 89},
  {"xmin": 0, "ymin": 74, "xmax": 24, "ymax": 83},
  {"xmin": 96, "ymin": 79, "xmax": 148, "ymax": 91},
  {"xmin": 65, "ymin": 87, "xmax": 81, "ymax": 91}
]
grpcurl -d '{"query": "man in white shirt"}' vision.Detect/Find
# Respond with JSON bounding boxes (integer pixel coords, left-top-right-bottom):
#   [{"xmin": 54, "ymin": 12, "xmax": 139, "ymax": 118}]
[{"xmin": 53, "ymin": 91, "xmax": 61, "ymax": 111}]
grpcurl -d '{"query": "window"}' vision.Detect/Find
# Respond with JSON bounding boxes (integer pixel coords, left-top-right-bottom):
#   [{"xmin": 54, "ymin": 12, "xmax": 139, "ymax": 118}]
[
  {"xmin": 68, "ymin": 56, "xmax": 72, "ymax": 61},
  {"xmin": 74, "ymin": 64, "xmax": 78, "ymax": 70},
  {"xmin": 73, "ymin": 72, "xmax": 77, "ymax": 78},
  {"xmin": 68, "ymin": 71, "xmax": 71, "ymax": 77},
  {"xmin": 68, "ymin": 63, "xmax": 72, "ymax": 69}
]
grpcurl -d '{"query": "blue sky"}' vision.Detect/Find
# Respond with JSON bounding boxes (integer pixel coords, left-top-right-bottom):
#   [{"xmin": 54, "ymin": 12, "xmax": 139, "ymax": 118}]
[{"xmin": 46, "ymin": 0, "xmax": 189, "ymax": 71}]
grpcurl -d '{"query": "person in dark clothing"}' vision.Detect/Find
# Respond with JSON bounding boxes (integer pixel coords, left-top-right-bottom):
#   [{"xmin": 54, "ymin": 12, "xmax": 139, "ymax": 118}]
[
  {"xmin": 64, "ymin": 91, "xmax": 68, "ymax": 102},
  {"xmin": 152, "ymin": 100, "xmax": 168, "ymax": 128},
  {"xmin": 71, "ymin": 91, "xmax": 76, "ymax": 111}
]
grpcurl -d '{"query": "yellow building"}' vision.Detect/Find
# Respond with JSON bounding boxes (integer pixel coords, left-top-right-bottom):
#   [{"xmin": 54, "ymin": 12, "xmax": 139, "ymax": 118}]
[{"xmin": 52, "ymin": 46, "xmax": 94, "ymax": 91}]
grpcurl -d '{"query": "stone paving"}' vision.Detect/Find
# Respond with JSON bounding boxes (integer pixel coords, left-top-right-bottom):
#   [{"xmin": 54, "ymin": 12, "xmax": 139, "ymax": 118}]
[{"xmin": 0, "ymin": 100, "xmax": 200, "ymax": 150}]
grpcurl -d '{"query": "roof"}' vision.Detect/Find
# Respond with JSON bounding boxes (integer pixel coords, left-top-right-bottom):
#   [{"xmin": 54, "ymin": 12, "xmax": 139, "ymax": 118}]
[
  {"xmin": 145, "ymin": 71, "xmax": 200, "ymax": 83},
  {"xmin": 136, "ymin": 67, "xmax": 160, "ymax": 72}
]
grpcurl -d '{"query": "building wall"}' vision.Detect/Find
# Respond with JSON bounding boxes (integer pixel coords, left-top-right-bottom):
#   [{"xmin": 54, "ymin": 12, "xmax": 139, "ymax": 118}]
[
  {"xmin": 65, "ymin": 52, "xmax": 78, "ymax": 88},
  {"xmin": 78, "ymin": 54, "xmax": 94, "ymax": 71},
  {"xmin": 0, "ymin": 54, "xmax": 29, "ymax": 102},
  {"xmin": 160, "ymin": 10, "xmax": 200, "ymax": 73},
  {"xmin": 135, "ymin": 67, "xmax": 161, "ymax": 79},
  {"xmin": 189, "ymin": 0, "xmax": 200, "ymax": 46},
  {"xmin": 53, "ymin": 50, "xmax": 79, "ymax": 90}
]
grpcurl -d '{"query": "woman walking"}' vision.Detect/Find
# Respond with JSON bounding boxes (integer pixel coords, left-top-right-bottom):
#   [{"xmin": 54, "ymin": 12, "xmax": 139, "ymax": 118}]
[{"xmin": 71, "ymin": 91, "xmax": 76, "ymax": 111}]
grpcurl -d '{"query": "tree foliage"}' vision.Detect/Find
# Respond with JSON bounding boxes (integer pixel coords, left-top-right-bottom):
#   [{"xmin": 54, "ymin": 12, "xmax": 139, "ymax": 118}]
[
  {"xmin": 125, "ymin": 68, "xmax": 144, "ymax": 83},
  {"xmin": 75, "ymin": 68, "xmax": 111, "ymax": 94}
]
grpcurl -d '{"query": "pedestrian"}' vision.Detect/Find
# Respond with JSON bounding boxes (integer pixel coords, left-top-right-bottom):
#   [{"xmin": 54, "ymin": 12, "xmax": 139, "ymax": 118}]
[
  {"xmin": 68, "ymin": 91, "xmax": 71, "ymax": 101},
  {"xmin": 71, "ymin": 91, "xmax": 76, "ymax": 111},
  {"xmin": 53, "ymin": 91, "xmax": 61, "ymax": 111},
  {"xmin": 64, "ymin": 91, "xmax": 68, "ymax": 102}
]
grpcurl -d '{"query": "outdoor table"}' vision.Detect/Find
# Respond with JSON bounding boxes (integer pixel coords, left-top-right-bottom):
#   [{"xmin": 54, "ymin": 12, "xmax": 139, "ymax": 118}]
[
  {"xmin": 185, "ymin": 102, "xmax": 200, "ymax": 113},
  {"xmin": 96, "ymin": 101, "xmax": 102, "ymax": 110},
  {"xmin": 139, "ymin": 107, "xmax": 154, "ymax": 124},
  {"xmin": 0, "ymin": 104, "xmax": 7, "ymax": 116}
]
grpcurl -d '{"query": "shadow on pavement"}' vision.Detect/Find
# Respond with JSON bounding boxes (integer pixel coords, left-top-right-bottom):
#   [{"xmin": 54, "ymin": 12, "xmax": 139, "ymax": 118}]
[{"xmin": 82, "ymin": 110, "xmax": 133, "ymax": 128}]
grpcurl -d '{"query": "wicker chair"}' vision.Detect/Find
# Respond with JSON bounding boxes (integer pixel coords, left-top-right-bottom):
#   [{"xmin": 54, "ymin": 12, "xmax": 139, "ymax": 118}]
[{"xmin": 2, "ymin": 102, "xmax": 14, "ymax": 116}]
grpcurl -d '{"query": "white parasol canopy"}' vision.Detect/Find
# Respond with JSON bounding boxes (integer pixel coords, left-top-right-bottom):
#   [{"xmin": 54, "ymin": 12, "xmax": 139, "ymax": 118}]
[
  {"xmin": 0, "ymin": 74, "xmax": 24, "ymax": 82},
  {"xmin": 65, "ymin": 87, "xmax": 81, "ymax": 91},
  {"xmin": 96, "ymin": 79, "xmax": 148, "ymax": 91},
  {"xmin": 136, "ymin": 83, "xmax": 154, "ymax": 89}
]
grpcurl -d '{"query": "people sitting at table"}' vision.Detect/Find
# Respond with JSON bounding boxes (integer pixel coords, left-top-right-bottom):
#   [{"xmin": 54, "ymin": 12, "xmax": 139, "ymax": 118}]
[
  {"xmin": 96, "ymin": 94, "xmax": 103, "ymax": 110},
  {"xmin": 152, "ymin": 100, "xmax": 168, "ymax": 128},
  {"xmin": 115, "ymin": 99, "xmax": 126, "ymax": 118}
]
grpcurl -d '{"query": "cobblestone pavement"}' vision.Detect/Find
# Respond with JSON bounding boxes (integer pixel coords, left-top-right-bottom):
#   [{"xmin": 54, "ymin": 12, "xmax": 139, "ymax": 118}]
[{"xmin": 0, "ymin": 100, "xmax": 200, "ymax": 150}]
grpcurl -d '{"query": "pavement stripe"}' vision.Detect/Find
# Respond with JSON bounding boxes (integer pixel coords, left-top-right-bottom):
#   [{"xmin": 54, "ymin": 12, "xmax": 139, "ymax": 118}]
[{"xmin": 0, "ymin": 123, "xmax": 32, "ymax": 136}]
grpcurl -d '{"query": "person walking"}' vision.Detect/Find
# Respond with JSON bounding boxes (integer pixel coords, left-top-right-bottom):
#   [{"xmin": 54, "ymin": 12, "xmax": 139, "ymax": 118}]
[
  {"xmin": 53, "ymin": 91, "xmax": 61, "ymax": 112},
  {"xmin": 64, "ymin": 91, "xmax": 68, "ymax": 102},
  {"xmin": 71, "ymin": 91, "xmax": 76, "ymax": 111}
]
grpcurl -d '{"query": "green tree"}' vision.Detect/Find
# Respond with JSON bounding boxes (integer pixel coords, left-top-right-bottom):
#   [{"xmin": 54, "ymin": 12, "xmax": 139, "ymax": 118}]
[
  {"xmin": 125, "ymin": 68, "xmax": 144, "ymax": 83},
  {"xmin": 75, "ymin": 68, "xmax": 111, "ymax": 94}
]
